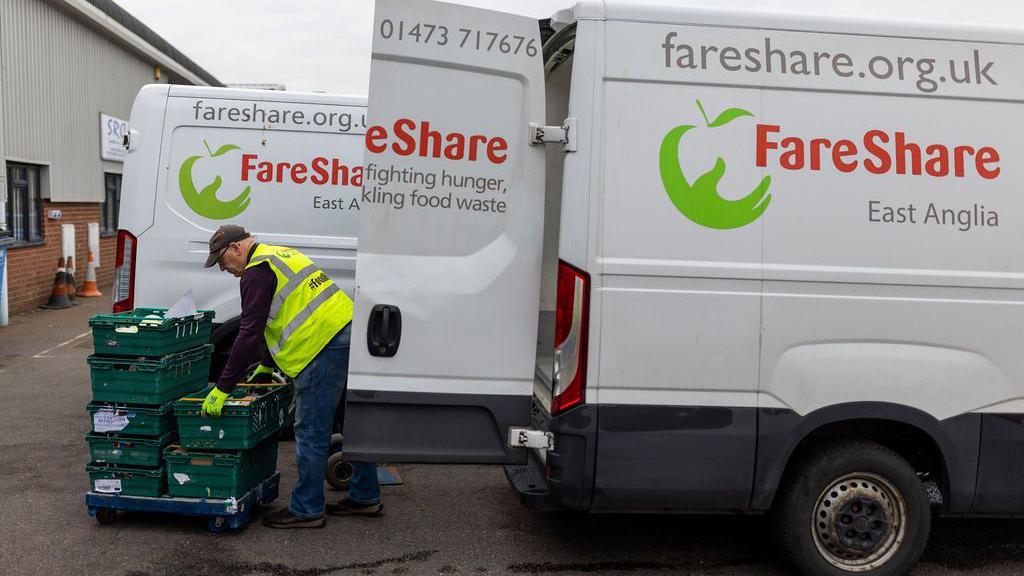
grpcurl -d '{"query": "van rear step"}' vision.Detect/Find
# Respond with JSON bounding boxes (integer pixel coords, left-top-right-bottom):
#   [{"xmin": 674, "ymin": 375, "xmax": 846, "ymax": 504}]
[{"xmin": 504, "ymin": 454, "xmax": 560, "ymax": 511}]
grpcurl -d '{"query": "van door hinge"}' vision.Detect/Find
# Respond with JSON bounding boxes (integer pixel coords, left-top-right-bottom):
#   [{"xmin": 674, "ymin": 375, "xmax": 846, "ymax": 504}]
[
  {"xmin": 508, "ymin": 427, "xmax": 554, "ymax": 450},
  {"xmin": 529, "ymin": 118, "xmax": 577, "ymax": 152},
  {"xmin": 124, "ymin": 128, "xmax": 140, "ymax": 153}
]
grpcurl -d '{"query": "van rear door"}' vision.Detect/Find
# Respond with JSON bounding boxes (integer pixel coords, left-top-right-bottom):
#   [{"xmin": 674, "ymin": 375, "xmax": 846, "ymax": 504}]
[{"xmin": 343, "ymin": 0, "xmax": 548, "ymax": 463}]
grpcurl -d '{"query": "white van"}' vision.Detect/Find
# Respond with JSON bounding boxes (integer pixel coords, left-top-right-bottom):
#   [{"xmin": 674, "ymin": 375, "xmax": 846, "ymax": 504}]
[
  {"xmin": 115, "ymin": 85, "xmax": 366, "ymax": 383},
  {"xmin": 342, "ymin": 1, "xmax": 1024, "ymax": 575}
]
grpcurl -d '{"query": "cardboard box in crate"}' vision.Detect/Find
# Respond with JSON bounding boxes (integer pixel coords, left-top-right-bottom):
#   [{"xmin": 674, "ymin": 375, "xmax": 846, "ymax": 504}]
[{"xmin": 175, "ymin": 383, "xmax": 291, "ymax": 450}]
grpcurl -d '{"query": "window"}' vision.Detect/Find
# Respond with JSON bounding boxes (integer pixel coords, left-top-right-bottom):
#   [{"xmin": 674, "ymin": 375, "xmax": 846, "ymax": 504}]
[
  {"xmin": 4, "ymin": 163, "xmax": 43, "ymax": 244},
  {"xmin": 102, "ymin": 173, "xmax": 121, "ymax": 235}
]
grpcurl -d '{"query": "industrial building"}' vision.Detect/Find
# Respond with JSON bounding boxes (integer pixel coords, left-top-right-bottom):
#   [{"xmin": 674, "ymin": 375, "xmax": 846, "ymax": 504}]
[{"xmin": 0, "ymin": 0, "xmax": 221, "ymax": 322}]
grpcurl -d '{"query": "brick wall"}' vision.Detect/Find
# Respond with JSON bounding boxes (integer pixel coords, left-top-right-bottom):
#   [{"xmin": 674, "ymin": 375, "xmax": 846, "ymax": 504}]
[{"xmin": 5, "ymin": 202, "xmax": 115, "ymax": 314}]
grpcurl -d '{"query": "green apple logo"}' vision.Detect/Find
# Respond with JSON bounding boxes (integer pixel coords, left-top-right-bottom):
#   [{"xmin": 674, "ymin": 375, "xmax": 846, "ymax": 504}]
[
  {"xmin": 178, "ymin": 140, "xmax": 252, "ymax": 220},
  {"xmin": 659, "ymin": 100, "xmax": 771, "ymax": 229}
]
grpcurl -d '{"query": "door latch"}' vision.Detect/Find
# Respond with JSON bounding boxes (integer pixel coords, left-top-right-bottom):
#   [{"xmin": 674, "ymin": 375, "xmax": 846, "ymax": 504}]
[
  {"xmin": 529, "ymin": 118, "xmax": 577, "ymax": 152},
  {"xmin": 367, "ymin": 304, "xmax": 401, "ymax": 357},
  {"xmin": 508, "ymin": 427, "xmax": 554, "ymax": 450}
]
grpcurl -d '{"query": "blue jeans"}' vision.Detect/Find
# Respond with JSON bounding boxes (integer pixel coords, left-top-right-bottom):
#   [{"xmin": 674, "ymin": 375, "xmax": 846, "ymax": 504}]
[{"xmin": 289, "ymin": 324, "xmax": 380, "ymax": 518}]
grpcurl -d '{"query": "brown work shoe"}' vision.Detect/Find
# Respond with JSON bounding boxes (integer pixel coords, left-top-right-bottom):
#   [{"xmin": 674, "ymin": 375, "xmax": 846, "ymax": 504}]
[
  {"xmin": 326, "ymin": 499, "xmax": 384, "ymax": 517},
  {"xmin": 262, "ymin": 507, "xmax": 326, "ymax": 529}
]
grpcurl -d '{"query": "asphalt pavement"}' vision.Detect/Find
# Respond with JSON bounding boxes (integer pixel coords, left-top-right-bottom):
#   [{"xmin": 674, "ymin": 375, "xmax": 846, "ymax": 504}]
[{"xmin": 3, "ymin": 296, "xmax": 1024, "ymax": 576}]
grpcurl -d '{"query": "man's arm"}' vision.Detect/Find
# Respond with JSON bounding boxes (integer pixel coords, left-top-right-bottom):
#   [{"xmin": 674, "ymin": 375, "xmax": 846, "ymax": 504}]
[{"xmin": 215, "ymin": 264, "xmax": 276, "ymax": 393}]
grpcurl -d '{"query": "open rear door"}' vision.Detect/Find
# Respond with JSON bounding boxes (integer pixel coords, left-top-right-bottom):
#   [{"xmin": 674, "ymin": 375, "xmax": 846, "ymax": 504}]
[{"xmin": 344, "ymin": 0, "xmax": 546, "ymax": 463}]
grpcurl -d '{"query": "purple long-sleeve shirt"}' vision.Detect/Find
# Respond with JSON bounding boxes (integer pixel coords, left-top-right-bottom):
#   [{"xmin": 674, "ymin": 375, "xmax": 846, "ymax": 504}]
[{"xmin": 216, "ymin": 243, "xmax": 277, "ymax": 393}]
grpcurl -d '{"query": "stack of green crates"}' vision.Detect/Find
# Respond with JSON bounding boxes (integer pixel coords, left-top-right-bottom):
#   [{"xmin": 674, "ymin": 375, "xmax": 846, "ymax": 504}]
[
  {"xmin": 168, "ymin": 383, "xmax": 291, "ymax": 498},
  {"xmin": 85, "ymin": 308, "xmax": 214, "ymax": 498}
]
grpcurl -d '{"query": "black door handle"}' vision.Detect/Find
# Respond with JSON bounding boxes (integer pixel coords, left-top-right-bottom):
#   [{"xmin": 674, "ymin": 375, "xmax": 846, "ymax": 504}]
[{"xmin": 367, "ymin": 304, "xmax": 401, "ymax": 357}]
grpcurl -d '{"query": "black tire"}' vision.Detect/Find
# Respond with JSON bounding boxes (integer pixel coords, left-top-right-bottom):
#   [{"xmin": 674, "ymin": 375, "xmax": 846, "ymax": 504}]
[
  {"xmin": 326, "ymin": 452, "xmax": 354, "ymax": 491},
  {"xmin": 772, "ymin": 440, "xmax": 930, "ymax": 576},
  {"xmin": 94, "ymin": 508, "xmax": 117, "ymax": 525},
  {"xmin": 280, "ymin": 390, "xmax": 296, "ymax": 440},
  {"xmin": 207, "ymin": 516, "xmax": 230, "ymax": 534}
]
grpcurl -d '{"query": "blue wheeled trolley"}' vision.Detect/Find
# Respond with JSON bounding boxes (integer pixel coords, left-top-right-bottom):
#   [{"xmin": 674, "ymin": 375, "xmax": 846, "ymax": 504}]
[{"xmin": 85, "ymin": 472, "xmax": 280, "ymax": 533}]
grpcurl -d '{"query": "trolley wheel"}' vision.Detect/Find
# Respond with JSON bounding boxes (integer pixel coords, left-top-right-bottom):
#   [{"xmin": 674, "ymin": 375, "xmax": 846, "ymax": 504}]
[
  {"xmin": 326, "ymin": 452, "xmax": 354, "ymax": 491},
  {"xmin": 94, "ymin": 508, "xmax": 117, "ymax": 525},
  {"xmin": 208, "ymin": 516, "xmax": 230, "ymax": 534}
]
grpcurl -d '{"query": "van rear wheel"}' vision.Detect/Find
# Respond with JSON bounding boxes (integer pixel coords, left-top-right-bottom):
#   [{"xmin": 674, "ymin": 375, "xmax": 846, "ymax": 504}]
[{"xmin": 772, "ymin": 440, "xmax": 930, "ymax": 576}]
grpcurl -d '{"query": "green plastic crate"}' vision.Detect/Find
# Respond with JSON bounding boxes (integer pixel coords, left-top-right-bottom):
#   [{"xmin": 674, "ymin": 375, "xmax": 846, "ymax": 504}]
[
  {"xmin": 86, "ymin": 463, "xmax": 167, "ymax": 497},
  {"xmin": 164, "ymin": 440, "xmax": 278, "ymax": 499},
  {"xmin": 175, "ymin": 383, "xmax": 292, "ymax": 450},
  {"xmin": 87, "ymin": 401, "xmax": 176, "ymax": 436},
  {"xmin": 89, "ymin": 308, "xmax": 214, "ymax": 357},
  {"xmin": 86, "ymin": 430, "xmax": 178, "ymax": 468},
  {"xmin": 89, "ymin": 345, "xmax": 213, "ymax": 405}
]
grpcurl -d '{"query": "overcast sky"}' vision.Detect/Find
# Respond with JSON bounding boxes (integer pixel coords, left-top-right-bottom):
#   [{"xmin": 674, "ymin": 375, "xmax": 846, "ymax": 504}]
[
  {"xmin": 114, "ymin": 0, "xmax": 1024, "ymax": 95},
  {"xmin": 114, "ymin": 0, "xmax": 574, "ymax": 95}
]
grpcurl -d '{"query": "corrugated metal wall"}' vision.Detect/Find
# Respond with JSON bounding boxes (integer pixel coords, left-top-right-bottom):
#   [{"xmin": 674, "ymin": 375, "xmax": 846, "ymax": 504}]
[
  {"xmin": 0, "ymin": 3, "xmax": 7, "ymax": 209},
  {"xmin": 1, "ymin": 0, "xmax": 168, "ymax": 202}
]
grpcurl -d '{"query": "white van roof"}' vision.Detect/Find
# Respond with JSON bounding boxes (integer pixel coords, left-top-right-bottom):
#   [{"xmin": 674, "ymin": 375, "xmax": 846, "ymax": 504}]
[
  {"xmin": 554, "ymin": 1, "xmax": 1024, "ymax": 44},
  {"xmin": 166, "ymin": 84, "xmax": 366, "ymax": 106}
]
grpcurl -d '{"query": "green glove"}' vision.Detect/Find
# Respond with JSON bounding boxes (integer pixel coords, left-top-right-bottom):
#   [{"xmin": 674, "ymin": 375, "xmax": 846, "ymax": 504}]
[
  {"xmin": 248, "ymin": 364, "xmax": 275, "ymax": 383},
  {"xmin": 201, "ymin": 387, "xmax": 231, "ymax": 417}
]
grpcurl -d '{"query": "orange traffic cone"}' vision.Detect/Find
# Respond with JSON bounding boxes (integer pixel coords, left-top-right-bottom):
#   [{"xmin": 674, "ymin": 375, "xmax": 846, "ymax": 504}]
[
  {"xmin": 40, "ymin": 257, "xmax": 72, "ymax": 309},
  {"xmin": 79, "ymin": 250, "xmax": 103, "ymax": 297},
  {"xmin": 66, "ymin": 256, "xmax": 78, "ymax": 306}
]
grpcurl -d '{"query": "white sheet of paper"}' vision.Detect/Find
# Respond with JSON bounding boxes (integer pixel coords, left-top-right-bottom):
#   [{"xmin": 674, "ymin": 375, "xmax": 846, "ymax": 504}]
[
  {"xmin": 94, "ymin": 479, "xmax": 122, "ymax": 493},
  {"xmin": 93, "ymin": 409, "xmax": 130, "ymax": 433},
  {"xmin": 165, "ymin": 290, "xmax": 198, "ymax": 319}
]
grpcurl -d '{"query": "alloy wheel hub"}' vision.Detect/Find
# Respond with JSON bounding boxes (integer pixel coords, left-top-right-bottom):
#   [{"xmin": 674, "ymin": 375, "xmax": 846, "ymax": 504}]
[{"xmin": 812, "ymin": 473, "xmax": 908, "ymax": 572}]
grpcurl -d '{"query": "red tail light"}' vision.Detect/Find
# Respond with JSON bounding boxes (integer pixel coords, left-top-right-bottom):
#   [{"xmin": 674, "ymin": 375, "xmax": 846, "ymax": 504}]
[
  {"xmin": 552, "ymin": 259, "xmax": 590, "ymax": 415},
  {"xmin": 112, "ymin": 229, "xmax": 137, "ymax": 312}
]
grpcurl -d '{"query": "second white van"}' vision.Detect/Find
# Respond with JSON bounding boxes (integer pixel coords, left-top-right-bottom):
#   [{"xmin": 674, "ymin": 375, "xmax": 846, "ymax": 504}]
[{"xmin": 115, "ymin": 85, "xmax": 366, "ymax": 390}]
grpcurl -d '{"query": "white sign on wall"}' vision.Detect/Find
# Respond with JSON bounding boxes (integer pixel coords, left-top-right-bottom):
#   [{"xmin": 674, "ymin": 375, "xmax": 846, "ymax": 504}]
[{"xmin": 100, "ymin": 113, "xmax": 128, "ymax": 162}]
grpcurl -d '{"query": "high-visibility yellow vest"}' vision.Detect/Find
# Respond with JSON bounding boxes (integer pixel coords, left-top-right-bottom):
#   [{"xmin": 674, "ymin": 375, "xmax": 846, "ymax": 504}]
[{"xmin": 245, "ymin": 243, "xmax": 353, "ymax": 377}]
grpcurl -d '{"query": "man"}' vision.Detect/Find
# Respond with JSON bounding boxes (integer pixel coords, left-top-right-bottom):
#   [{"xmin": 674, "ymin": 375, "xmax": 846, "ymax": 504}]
[{"xmin": 201, "ymin": 224, "xmax": 382, "ymax": 529}]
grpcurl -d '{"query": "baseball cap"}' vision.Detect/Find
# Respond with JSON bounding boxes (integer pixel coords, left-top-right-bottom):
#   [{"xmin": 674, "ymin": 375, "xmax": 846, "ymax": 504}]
[{"xmin": 204, "ymin": 225, "xmax": 251, "ymax": 268}]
